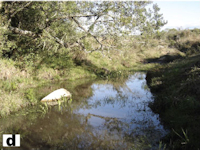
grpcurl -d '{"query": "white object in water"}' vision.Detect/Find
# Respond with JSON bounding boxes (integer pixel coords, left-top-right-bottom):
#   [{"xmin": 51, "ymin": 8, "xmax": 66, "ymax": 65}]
[{"xmin": 41, "ymin": 88, "xmax": 71, "ymax": 102}]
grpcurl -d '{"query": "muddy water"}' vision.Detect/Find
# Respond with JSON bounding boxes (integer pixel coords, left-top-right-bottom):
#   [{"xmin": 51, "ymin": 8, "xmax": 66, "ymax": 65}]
[{"xmin": 0, "ymin": 72, "xmax": 167, "ymax": 150}]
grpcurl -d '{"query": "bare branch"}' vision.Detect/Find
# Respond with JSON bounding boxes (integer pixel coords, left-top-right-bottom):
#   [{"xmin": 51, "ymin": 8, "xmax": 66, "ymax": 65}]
[
  {"xmin": 70, "ymin": 14, "xmax": 98, "ymax": 18},
  {"xmin": 44, "ymin": 30, "xmax": 80, "ymax": 49},
  {"xmin": 9, "ymin": 26, "xmax": 37, "ymax": 37},
  {"xmin": 10, "ymin": 2, "xmax": 32, "ymax": 18},
  {"xmin": 57, "ymin": 14, "xmax": 98, "ymax": 19},
  {"xmin": 70, "ymin": 17, "xmax": 104, "ymax": 51},
  {"xmin": 88, "ymin": 15, "xmax": 100, "ymax": 32},
  {"xmin": 70, "ymin": 17, "xmax": 88, "ymax": 33}
]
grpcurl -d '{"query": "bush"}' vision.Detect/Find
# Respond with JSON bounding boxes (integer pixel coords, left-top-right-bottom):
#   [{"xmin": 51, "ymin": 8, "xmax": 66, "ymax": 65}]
[{"xmin": 165, "ymin": 29, "xmax": 200, "ymax": 55}]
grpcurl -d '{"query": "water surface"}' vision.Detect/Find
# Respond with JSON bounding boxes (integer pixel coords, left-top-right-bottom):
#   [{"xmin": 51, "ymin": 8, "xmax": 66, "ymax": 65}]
[{"xmin": 0, "ymin": 72, "xmax": 167, "ymax": 150}]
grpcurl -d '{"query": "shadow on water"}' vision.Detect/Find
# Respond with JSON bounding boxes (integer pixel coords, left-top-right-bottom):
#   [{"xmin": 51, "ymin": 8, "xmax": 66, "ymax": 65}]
[{"xmin": 0, "ymin": 72, "xmax": 168, "ymax": 150}]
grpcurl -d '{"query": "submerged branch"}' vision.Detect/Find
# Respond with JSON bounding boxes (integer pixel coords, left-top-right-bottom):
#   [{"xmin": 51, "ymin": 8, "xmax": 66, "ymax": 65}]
[{"xmin": 87, "ymin": 113, "xmax": 120, "ymax": 121}]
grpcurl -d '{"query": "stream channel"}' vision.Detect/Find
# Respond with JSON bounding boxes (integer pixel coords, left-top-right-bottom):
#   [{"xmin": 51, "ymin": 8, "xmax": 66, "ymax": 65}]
[{"xmin": 0, "ymin": 72, "xmax": 168, "ymax": 150}]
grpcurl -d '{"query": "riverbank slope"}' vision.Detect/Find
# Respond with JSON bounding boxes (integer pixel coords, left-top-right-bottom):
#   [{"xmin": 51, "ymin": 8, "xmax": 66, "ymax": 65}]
[{"xmin": 146, "ymin": 55, "xmax": 200, "ymax": 149}]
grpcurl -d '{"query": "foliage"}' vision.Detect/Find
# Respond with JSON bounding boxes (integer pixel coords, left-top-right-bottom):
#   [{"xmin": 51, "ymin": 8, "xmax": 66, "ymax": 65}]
[
  {"xmin": 0, "ymin": 1, "xmax": 167, "ymax": 60},
  {"xmin": 141, "ymin": 3, "xmax": 167, "ymax": 39}
]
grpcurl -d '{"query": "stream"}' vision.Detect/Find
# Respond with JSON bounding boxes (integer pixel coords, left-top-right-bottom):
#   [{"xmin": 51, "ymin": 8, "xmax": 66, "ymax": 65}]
[{"xmin": 0, "ymin": 72, "xmax": 167, "ymax": 150}]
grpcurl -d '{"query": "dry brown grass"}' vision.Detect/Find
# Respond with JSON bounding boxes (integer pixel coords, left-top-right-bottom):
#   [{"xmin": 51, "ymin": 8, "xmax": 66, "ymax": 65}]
[
  {"xmin": 166, "ymin": 29, "xmax": 200, "ymax": 55},
  {"xmin": 87, "ymin": 35, "xmax": 185, "ymax": 72},
  {"xmin": 0, "ymin": 90, "xmax": 24, "ymax": 117},
  {"xmin": 36, "ymin": 66, "xmax": 59, "ymax": 80},
  {"xmin": 177, "ymin": 30, "xmax": 200, "ymax": 46},
  {"xmin": 0, "ymin": 59, "xmax": 30, "ymax": 80}
]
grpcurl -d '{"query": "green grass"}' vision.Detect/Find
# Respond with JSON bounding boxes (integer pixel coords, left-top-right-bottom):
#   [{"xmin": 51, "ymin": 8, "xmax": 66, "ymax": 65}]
[
  {"xmin": 0, "ymin": 56, "xmax": 97, "ymax": 117},
  {"xmin": 0, "ymin": 37, "xmax": 177, "ymax": 118},
  {"xmin": 147, "ymin": 54, "xmax": 200, "ymax": 149},
  {"xmin": 1, "ymin": 29, "xmax": 199, "ymax": 122},
  {"xmin": 0, "ymin": 28, "xmax": 200, "ymax": 150}
]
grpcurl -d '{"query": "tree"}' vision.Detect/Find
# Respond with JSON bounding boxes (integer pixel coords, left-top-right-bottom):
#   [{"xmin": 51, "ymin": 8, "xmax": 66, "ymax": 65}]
[
  {"xmin": 0, "ymin": 1, "xmax": 167, "ymax": 58},
  {"xmin": 139, "ymin": 3, "xmax": 167, "ymax": 40}
]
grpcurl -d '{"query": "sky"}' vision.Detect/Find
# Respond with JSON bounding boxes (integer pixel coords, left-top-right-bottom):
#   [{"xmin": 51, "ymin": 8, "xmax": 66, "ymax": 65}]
[{"xmin": 154, "ymin": 1, "xmax": 200, "ymax": 30}]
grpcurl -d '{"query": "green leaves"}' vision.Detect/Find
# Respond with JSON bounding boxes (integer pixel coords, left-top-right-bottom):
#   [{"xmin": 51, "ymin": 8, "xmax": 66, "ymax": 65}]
[{"xmin": 0, "ymin": 1, "xmax": 167, "ymax": 60}]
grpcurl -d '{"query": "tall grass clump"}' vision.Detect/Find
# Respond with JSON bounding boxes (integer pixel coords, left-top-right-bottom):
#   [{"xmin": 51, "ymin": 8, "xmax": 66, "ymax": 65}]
[{"xmin": 0, "ymin": 91, "xmax": 24, "ymax": 117}]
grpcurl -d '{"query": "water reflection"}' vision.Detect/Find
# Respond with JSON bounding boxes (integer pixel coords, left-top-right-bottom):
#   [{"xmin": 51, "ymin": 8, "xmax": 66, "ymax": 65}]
[
  {"xmin": 0, "ymin": 72, "xmax": 167, "ymax": 150},
  {"xmin": 77, "ymin": 73, "xmax": 166, "ymax": 149}
]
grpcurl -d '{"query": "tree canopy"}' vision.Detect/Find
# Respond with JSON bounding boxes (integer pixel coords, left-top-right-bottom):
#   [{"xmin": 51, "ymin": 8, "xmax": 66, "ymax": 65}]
[{"xmin": 0, "ymin": 1, "xmax": 167, "ymax": 58}]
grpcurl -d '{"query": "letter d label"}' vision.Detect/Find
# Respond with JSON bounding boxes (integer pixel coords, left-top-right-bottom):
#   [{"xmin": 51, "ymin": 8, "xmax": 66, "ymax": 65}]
[
  {"xmin": 7, "ymin": 134, "xmax": 15, "ymax": 146},
  {"xmin": 3, "ymin": 134, "xmax": 20, "ymax": 147}
]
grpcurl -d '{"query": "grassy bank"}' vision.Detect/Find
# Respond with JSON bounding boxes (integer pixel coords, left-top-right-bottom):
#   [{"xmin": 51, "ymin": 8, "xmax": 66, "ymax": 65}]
[
  {"xmin": 0, "ymin": 29, "xmax": 199, "ymax": 144},
  {"xmin": 0, "ymin": 32, "xmax": 179, "ymax": 117},
  {"xmin": 145, "ymin": 29, "xmax": 200, "ymax": 149},
  {"xmin": 0, "ymin": 58, "xmax": 96, "ymax": 117},
  {"xmin": 146, "ymin": 55, "xmax": 200, "ymax": 148}
]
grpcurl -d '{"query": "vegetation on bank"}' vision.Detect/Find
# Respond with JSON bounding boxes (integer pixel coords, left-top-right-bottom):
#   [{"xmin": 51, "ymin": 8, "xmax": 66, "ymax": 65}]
[
  {"xmin": 0, "ymin": 1, "xmax": 169, "ymax": 117},
  {"xmin": 0, "ymin": 37, "xmax": 168, "ymax": 117},
  {"xmin": 0, "ymin": 1, "xmax": 200, "ymax": 149},
  {"xmin": 146, "ymin": 29, "xmax": 200, "ymax": 149}
]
